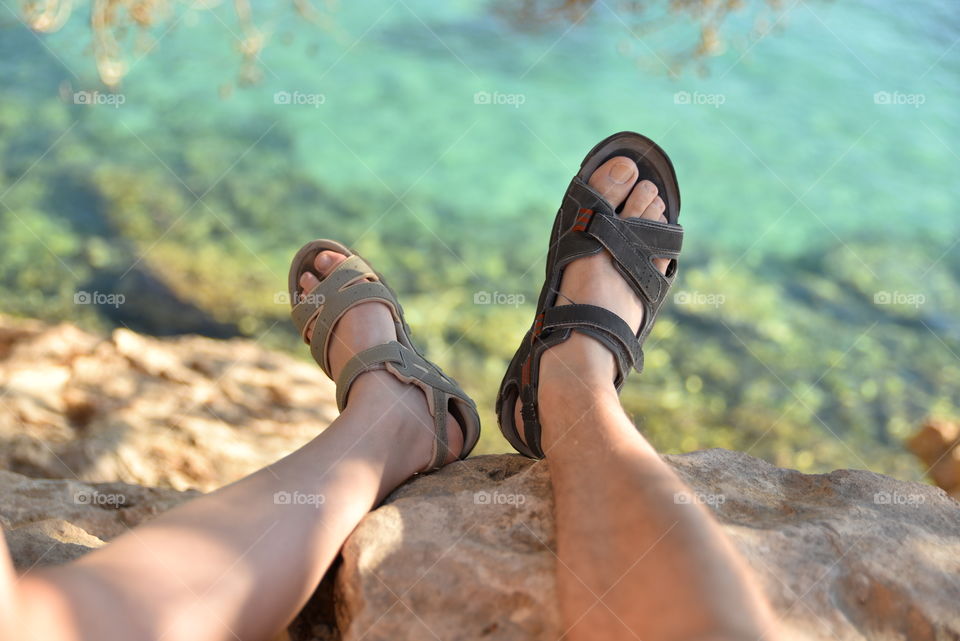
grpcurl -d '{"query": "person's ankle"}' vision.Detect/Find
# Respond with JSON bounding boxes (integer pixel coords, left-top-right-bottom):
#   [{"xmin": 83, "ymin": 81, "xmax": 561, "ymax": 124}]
[
  {"xmin": 539, "ymin": 333, "xmax": 618, "ymax": 398},
  {"xmin": 537, "ymin": 335, "xmax": 621, "ymax": 442},
  {"xmin": 342, "ymin": 370, "xmax": 461, "ymax": 472}
]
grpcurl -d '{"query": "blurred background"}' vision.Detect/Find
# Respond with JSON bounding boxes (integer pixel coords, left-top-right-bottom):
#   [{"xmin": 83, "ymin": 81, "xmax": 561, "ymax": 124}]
[{"xmin": 0, "ymin": 0, "xmax": 957, "ymax": 480}]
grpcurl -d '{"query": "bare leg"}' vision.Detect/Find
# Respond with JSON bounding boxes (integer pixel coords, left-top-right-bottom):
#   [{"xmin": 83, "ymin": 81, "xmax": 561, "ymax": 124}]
[
  {"xmin": 541, "ymin": 346, "xmax": 778, "ymax": 641},
  {"xmin": 5, "ymin": 251, "xmax": 463, "ymax": 641},
  {"xmin": 520, "ymin": 157, "xmax": 780, "ymax": 640}
]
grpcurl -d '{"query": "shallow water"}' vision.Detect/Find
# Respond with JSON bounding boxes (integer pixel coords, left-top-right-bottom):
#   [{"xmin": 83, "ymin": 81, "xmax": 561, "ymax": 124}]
[{"xmin": 4, "ymin": 0, "xmax": 958, "ymax": 250}]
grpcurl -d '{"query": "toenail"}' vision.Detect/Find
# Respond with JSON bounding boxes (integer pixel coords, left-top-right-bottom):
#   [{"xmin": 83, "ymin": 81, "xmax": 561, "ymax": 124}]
[
  {"xmin": 608, "ymin": 161, "xmax": 634, "ymax": 184},
  {"xmin": 641, "ymin": 180, "xmax": 656, "ymax": 192},
  {"xmin": 316, "ymin": 254, "xmax": 332, "ymax": 269}
]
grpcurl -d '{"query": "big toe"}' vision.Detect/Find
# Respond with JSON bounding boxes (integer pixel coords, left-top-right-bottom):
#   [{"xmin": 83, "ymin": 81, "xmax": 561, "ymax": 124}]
[
  {"xmin": 313, "ymin": 250, "xmax": 346, "ymax": 278},
  {"xmin": 588, "ymin": 156, "xmax": 638, "ymax": 210}
]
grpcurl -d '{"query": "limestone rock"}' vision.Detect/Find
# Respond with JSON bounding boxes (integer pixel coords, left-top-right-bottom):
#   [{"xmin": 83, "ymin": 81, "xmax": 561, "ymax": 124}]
[
  {"xmin": 338, "ymin": 455, "xmax": 557, "ymax": 641},
  {"xmin": 909, "ymin": 418, "xmax": 960, "ymax": 499},
  {"xmin": 338, "ymin": 451, "xmax": 960, "ymax": 641},
  {"xmin": 0, "ymin": 470, "xmax": 196, "ymax": 571},
  {"xmin": 3, "ymin": 441, "xmax": 958, "ymax": 641},
  {"xmin": 0, "ymin": 469, "xmax": 334, "ymax": 640},
  {"xmin": 908, "ymin": 419, "xmax": 960, "ymax": 467},
  {"xmin": 3, "ymin": 316, "xmax": 959, "ymax": 641},
  {"xmin": 0, "ymin": 316, "xmax": 336, "ymax": 491}
]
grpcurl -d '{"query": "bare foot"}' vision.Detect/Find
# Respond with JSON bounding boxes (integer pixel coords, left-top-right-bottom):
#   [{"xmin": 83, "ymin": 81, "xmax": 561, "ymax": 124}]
[{"xmin": 298, "ymin": 251, "xmax": 463, "ymax": 469}]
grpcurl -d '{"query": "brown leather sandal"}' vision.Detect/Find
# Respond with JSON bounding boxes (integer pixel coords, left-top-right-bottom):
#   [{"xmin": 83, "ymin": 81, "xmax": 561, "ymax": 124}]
[
  {"xmin": 495, "ymin": 132, "xmax": 683, "ymax": 458},
  {"xmin": 288, "ymin": 239, "xmax": 481, "ymax": 472}
]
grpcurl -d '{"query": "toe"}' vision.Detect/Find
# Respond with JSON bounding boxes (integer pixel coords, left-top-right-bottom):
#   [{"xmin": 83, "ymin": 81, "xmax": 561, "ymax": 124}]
[
  {"xmin": 638, "ymin": 197, "xmax": 671, "ymax": 274},
  {"xmin": 622, "ymin": 184, "xmax": 669, "ymax": 273},
  {"xmin": 621, "ymin": 180, "xmax": 659, "ymax": 220},
  {"xmin": 299, "ymin": 271, "xmax": 320, "ymax": 295},
  {"xmin": 623, "ymin": 185, "xmax": 671, "ymax": 274},
  {"xmin": 298, "ymin": 251, "xmax": 349, "ymax": 344},
  {"xmin": 313, "ymin": 250, "xmax": 346, "ymax": 278},
  {"xmin": 588, "ymin": 156, "xmax": 638, "ymax": 210},
  {"xmin": 640, "ymin": 195, "xmax": 666, "ymax": 221},
  {"xmin": 298, "ymin": 272, "xmax": 322, "ymax": 343}
]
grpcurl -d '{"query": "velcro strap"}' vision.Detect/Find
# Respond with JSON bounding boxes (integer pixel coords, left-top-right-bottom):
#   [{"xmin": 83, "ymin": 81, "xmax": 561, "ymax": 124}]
[
  {"xmin": 540, "ymin": 304, "xmax": 641, "ymax": 372},
  {"xmin": 291, "ymin": 283, "xmax": 326, "ymax": 339},
  {"xmin": 290, "ymin": 254, "xmax": 377, "ymax": 339},
  {"xmin": 620, "ymin": 216, "xmax": 683, "ymax": 253},
  {"xmin": 565, "ymin": 177, "xmax": 616, "ymax": 218},
  {"xmin": 335, "ymin": 342, "xmax": 407, "ymax": 411},
  {"xmin": 334, "ymin": 341, "xmax": 458, "ymax": 473},
  {"xmin": 584, "ymin": 214, "xmax": 682, "ymax": 305},
  {"xmin": 308, "ymin": 281, "xmax": 398, "ymax": 376}
]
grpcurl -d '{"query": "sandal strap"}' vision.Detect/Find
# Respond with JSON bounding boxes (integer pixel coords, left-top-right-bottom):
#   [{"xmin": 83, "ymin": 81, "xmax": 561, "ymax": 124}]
[
  {"xmin": 336, "ymin": 341, "xmax": 467, "ymax": 472},
  {"xmin": 291, "ymin": 255, "xmax": 375, "ymax": 340},
  {"xmin": 308, "ymin": 281, "xmax": 399, "ymax": 378},
  {"xmin": 292, "ymin": 256, "xmax": 400, "ymax": 378},
  {"xmin": 540, "ymin": 304, "xmax": 644, "ymax": 379},
  {"xmin": 496, "ymin": 133, "xmax": 684, "ymax": 461},
  {"xmin": 562, "ymin": 177, "xmax": 683, "ymax": 306},
  {"xmin": 584, "ymin": 213, "xmax": 682, "ymax": 305},
  {"xmin": 554, "ymin": 176, "xmax": 683, "ymax": 353},
  {"xmin": 288, "ymin": 240, "xmax": 482, "ymax": 472}
]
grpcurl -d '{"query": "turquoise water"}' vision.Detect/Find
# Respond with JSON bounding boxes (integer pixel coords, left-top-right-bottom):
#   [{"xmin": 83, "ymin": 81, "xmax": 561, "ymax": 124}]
[
  {"xmin": 1, "ymin": 0, "xmax": 959, "ymax": 475},
  {"xmin": 4, "ymin": 0, "xmax": 958, "ymax": 253}
]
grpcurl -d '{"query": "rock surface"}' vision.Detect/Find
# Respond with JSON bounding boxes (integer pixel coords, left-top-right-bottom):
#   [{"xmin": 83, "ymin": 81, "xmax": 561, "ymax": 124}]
[
  {"xmin": 0, "ymin": 316, "xmax": 335, "ymax": 491},
  {"xmin": 909, "ymin": 418, "xmax": 960, "ymax": 500},
  {"xmin": 0, "ymin": 470, "xmax": 197, "ymax": 571},
  {"xmin": 2, "ymin": 317, "xmax": 959, "ymax": 641},
  {"xmin": 337, "ymin": 451, "xmax": 960, "ymax": 641},
  {"xmin": 5, "ymin": 451, "xmax": 959, "ymax": 641}
]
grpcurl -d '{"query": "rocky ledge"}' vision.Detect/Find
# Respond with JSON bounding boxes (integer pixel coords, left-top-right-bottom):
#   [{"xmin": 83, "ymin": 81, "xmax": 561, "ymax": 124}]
[
  {"xmin": 0, "ymin": 316, "xmax": 334, "ymax": 491},
  {"xmin": 1, "ymin": 318, "xmax": 959, "ymax": 640}
]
